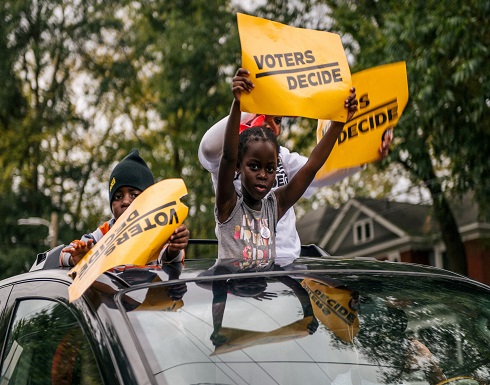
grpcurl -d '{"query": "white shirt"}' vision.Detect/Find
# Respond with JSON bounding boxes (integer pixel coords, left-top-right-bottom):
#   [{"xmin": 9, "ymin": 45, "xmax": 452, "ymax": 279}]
[{"xmin": 198, "ymin": 113, "xmax": 360, "ymax": 266}]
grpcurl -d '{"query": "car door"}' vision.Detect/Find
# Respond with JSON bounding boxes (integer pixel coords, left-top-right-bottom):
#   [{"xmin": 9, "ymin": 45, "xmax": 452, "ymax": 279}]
[
  {"xmin": 0, "ymin": 277, "xmax": 119, "ymax": 385},
  {"xmin": 0, "ymin": 284, "xmax": 14, "ymax": 356}
]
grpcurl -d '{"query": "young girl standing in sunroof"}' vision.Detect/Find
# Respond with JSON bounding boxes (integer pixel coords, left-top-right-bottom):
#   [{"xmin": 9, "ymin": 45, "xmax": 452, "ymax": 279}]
[{"xmin": 216, "ymin": 68, "xmax": 357, "ymax": 272}]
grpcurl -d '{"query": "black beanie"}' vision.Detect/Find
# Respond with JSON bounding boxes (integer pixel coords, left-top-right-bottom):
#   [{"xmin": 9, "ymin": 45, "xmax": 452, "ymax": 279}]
[{"xmin": 108, "ymin": 149, "xmax": 154, "ymax": 205}]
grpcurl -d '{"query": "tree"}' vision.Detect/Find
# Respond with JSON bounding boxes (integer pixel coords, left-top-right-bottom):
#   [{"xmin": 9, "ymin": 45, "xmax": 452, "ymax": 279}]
[
  {"xmin": 302, "ymin": 0, "xmax": 490, "ymax": 274},
  {"xmin": 0, "ymin": 0, "xmax": 245, "ymax": 277},
  {"xmin": 0, "ymin": 0, "xmax": 137, "ymax": 274},
  {"xmin": 4, "ymin": 1, "xmax": 486, "ymax": 278},
  {"xmin": 117, "ymin": 0, "xmax": 241, "ymax": 239}
]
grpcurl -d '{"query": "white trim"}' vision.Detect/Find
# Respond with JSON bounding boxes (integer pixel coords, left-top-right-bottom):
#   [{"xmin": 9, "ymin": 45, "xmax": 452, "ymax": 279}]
[
  {"xmin": 320, "ymin": 199, "xmax": 407, "ymax": 249},
  {"xmin": 387, "ymin": 251, "xmax": 401, "ymax": 262},
  {"xmin": 459, "ymin": 222, "xmax": 490, "ymax": 232},
  {"xmin": 459, "ymin": 222, "xmax": 490, "ymax": 241},
  {"xmin": 351, "ymin": 200, "xmax": 406, "ymax": 237},
  {"xmin": 353, "ymin": 218, "xmax": 374, "ymax": 245},
  {"xmin": 340, "ymin": 236, "xmax": 429, "ymax": 258},
  {"xmin": 319, "ymin": 200, "xmax": 355, "ymax": 248},
  {"xmin": 433, "ymin": 242, "xmax": 445, "ymax": 269},
  {"xmin": 330, "ymin": 210, "xmax": 361, "ymax": 253}
]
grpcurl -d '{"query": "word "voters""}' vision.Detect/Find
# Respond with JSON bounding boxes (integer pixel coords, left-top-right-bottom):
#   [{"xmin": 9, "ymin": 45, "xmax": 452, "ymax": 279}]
[
  {"xmin": 253, "ymin": 50, "xmax": 343, "ymax": 91},
  {"xmin": 76, "ymin": 202, "xmax": 181, "ymax": 280}
]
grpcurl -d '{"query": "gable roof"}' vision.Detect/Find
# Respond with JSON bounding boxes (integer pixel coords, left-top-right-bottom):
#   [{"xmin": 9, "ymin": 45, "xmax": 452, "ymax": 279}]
[
  {"xmin": 297, "ymin": 198, "xmax": 434, "ymax": 246},
  {"xmin": 296, "ymin": 193, "xmax": 490, "ymax": 257},
  {"xmin": 295, "ymin": 205, "xmax": 338, "ymax": 245},
  {"xmin": 354, "ymin": 197, "xmax": 434, "ymax": 236}
]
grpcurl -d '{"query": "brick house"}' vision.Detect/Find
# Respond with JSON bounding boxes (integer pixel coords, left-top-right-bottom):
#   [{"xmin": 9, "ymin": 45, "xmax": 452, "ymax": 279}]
[{"xmin": 296, "ymin": 194, "xmax": 490, "ymax": 285}]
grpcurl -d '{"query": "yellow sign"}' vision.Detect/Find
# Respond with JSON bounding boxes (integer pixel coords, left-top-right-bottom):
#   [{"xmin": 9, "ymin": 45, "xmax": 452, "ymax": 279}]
[
  {"xmin": 68, "ymin": 179, "xmax": 188, "ymax": 302},
  {"xmin": 301, "ymin": 278, "xmax": 359, "ymax": 342},
  {"xmin": 135, "ymin": 285, "xmax": 184, "ymax": 312},
  {"xmin": 238, "ymin": 13, "xmax": 352, "ymax": 121},
  {"xmin": 316, "ymin": 61, "xmax": 408, "ymax": 177}
]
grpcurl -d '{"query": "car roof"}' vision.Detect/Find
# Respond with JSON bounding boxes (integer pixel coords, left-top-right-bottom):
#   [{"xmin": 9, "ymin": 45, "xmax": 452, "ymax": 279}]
[
  {"xmin": 2, "ymin": 238, "xmax": 488, "ymax": 295},
  {"xmin": 2, "ymin": 253, "xmax": 487, "ymax": 294}
]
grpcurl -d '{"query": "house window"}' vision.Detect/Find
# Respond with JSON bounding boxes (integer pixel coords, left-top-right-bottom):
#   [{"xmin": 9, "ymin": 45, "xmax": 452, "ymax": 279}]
[{"xmin": 353, "ymin": 219, "xmax": 374, "ymax": 244}]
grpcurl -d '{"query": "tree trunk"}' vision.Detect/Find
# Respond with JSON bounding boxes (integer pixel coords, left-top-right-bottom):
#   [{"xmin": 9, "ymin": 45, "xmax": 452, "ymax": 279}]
[
  {"xmin": 427, "ymin": 182, "xmax": 468, "ymax": 275},
  {"xmin": 404, "ymin": 149, "xmax": 468, "ymax": 275}
]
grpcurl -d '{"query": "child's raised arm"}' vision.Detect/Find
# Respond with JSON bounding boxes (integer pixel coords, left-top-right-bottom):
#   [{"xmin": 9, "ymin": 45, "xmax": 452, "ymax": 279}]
[
  {"xmin": 216, "ymin": 68, "xmax": 254, "ymax": 223},
  {"xmin": 275, "ymin": 88, "xmax": 358, "ymax": 220}
]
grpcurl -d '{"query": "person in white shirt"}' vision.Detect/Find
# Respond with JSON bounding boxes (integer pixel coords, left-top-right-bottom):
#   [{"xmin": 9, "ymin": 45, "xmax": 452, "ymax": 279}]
[{"xmin": 199, "ymin": 110, "xmax": 391, "ymax": 267}]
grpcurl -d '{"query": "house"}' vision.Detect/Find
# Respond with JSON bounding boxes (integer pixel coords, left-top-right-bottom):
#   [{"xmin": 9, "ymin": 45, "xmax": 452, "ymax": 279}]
[{"xmin": 296, "ymin": 194, "xmax": 490, "ymax": 285}]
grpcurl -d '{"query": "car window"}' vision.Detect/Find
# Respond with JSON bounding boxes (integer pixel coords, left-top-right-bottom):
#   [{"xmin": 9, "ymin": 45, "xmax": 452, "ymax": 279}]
[
  {"xmin": 120, "ymin": 273, "xmax": 489, "ymax": 385},
  {"xmin": 0, "ymin": 298, "xmax": 103, "ymax": 385}
]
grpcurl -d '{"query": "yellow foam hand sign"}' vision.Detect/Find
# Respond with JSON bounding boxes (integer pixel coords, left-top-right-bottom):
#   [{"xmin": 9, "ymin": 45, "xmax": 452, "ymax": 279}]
[
  {"xmin": 238, "ymin": 13, "xmax": 352, "ymax": 121},
  {"xmin": 316, "ymin": 61, "xmax": 409, "ymax": 177},
  {"xmin": 301, "ymin": 278, "xmax": 359, "ymax": 343},
  {"xmin": 68, "ymin": 179, "xmax": 188, "ymax": 303}
]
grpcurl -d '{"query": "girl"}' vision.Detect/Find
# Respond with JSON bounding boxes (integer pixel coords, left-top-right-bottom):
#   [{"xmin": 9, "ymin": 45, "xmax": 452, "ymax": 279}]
[{"xmin": 215, "ymin": 68, "xmax": 357, "ymax": 271}]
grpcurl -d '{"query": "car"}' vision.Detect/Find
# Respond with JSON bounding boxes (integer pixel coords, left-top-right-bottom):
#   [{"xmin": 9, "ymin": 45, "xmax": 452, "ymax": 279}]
[{"xmin": 0, "ymin": 240, "xmax": 489, "ymax": 385}]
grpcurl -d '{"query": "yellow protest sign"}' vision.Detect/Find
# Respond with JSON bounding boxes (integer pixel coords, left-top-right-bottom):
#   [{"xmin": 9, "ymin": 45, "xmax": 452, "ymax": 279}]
[
  {"xmin": 135, "ymin": 285, "xmax": 184, "ymax": 312},
  {"xmin": 301, "ymin": 278, "xmax": 359, "ymax": 343},
  {"xmin": 238, "ymin": 13, "xmax": 352, "ymax": 121},
  {"xmin": 316, "ymin": 61, "xmax": 408, "ymax": 177},
  {"xmin": 68, "ymin": 179, "xmax": 188, "ymax": 302}
]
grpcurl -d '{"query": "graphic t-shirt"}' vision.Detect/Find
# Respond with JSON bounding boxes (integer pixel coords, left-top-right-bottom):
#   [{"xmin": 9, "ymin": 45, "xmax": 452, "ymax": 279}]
[
  {"xmin": 198, "ymin": 112, "xmax": 361, "ymax": 266},
  {"xmin": 216, "ymin": 192, "xmax": 277, "ymax": 272}
]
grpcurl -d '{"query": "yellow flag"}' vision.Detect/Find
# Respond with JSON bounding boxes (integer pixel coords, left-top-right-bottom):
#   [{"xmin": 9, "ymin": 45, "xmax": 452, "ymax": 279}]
[
  {"xmin": 68, "ymin": 179, "xmax": 188, "ymax": 302},
  {"xmin": 316, "ymin": 61, "xmax": 408, "ymax": 177},
  {"xmin": 238, "ymin": 13, "xmax": 352, "ymax": 121}
]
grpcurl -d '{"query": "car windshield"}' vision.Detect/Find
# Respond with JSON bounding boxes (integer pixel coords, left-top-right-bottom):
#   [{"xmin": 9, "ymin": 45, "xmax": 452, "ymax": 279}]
[{"xmin": 116, "ymin": 270, "xmax": 490, "ymax": 385}]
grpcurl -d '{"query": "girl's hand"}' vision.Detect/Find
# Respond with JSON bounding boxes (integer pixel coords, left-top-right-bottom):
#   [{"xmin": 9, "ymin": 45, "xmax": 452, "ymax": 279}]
[
  {"xmin": 345, "ymin": 87, "xmax": 358, "ymax": 121},
  {"xmin": 232, "ymin": 68, "xmax": 254, "ymax": 102},
  {"xmin": 379, "ymin": 127, "xmax": 393, "ymax": 159}
]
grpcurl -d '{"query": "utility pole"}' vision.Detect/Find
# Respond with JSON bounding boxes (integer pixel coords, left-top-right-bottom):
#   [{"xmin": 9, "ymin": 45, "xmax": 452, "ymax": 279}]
[
  {"xmin": 49, "ymin": 212, "xmax": 59, "ymax": 249},
  {"xmin": 17, "ymin": 211, "xmax": 59, "ymax": 248}
]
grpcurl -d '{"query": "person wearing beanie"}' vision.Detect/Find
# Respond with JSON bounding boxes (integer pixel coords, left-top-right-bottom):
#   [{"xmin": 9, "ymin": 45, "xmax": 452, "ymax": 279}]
[
  {"xmin": 108, "ymin": 149, "xmax": 155, "ymax": 207},
  {"xmin": 60, "ymin": 149, "xmax": 189, "ymax": 267}
]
